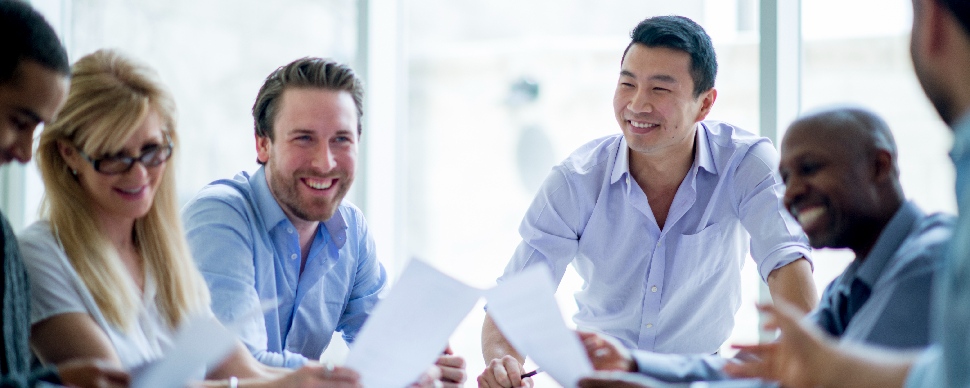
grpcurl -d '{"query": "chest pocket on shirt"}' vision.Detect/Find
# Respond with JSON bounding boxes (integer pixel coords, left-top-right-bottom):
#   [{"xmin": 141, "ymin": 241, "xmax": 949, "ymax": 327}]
[{"xmin": 674, "ymin": 223, "xmax": 725, "ymax": 285}]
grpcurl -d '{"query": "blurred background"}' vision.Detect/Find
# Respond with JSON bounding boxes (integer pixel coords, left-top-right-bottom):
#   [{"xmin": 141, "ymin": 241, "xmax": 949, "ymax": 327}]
[{"xmin": 0, "ymin": 0, "xmax": 954, "ymax": 386}]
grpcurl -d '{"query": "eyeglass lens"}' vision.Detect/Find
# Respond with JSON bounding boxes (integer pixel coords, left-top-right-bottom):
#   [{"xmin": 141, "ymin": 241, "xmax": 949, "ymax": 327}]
[{"xmin": 95, "ymin": 144, "xmax": 172, "ymax": 174}]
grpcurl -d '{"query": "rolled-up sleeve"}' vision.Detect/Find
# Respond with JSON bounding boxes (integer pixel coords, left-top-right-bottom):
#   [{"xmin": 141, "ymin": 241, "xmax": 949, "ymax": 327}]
[
  {"xmin": 905, "ymin": 346, "xmax": 943, "ymax": 388},
  {"xmin": 632, "ymin": 351, "xmax": 730, "ymax": 382},
  {"xmin": 733, "ymin": 141, "xmax": 813, "ymax": 281}
]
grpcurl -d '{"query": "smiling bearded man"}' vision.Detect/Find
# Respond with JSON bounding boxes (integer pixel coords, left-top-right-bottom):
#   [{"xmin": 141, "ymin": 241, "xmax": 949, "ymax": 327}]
[{"xmin": 182, "ymin": 58, "xmax": 467, "ymax": 387}]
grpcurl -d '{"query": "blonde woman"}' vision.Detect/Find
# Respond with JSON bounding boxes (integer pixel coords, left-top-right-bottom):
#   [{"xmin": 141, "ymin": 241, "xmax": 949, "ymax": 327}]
[{"xmin": 19, "ymin": 49, "xmax": 360, "ymax": 388}]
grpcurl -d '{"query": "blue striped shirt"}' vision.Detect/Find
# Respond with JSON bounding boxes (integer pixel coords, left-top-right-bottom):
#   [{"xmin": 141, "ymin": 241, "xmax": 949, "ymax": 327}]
[{"xmin": 499, "ymin": 121, "xmax": 811, "ymax": 354}]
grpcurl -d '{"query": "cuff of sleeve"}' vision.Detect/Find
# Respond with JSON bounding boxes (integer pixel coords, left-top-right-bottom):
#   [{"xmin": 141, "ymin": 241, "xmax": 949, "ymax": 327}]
[
  {"xmin": 283, "ymin": 352, "xmax": 310, "ymax": 369},
  {"xmin": 33, "ymin": 365, "xmax": 62, "ymax": 385},
  {"xmin": 905, "ymin": 345, "xmax": 942, "ymax": 388},
  {"xmin": 758, "ymin": 243, "xmax": 813, "ymax": 282},
  {"xmin": 631, "ymin": 350, "xmax": 730, "ymax": 383}
]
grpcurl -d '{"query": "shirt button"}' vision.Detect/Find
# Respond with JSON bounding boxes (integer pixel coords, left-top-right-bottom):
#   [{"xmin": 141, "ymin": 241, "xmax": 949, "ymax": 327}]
[
  {"xmin": 287, "ymin": 228, "xmax": 293, "ymax": 233},
  {"xmin": 651, "ymin": 286, "xmax": 658, "ymax": 292},
  {"xmin": 290, "ymin": 253, "xmax": 297, "ymax": 260},
  {"xmin": 656, "ymin": 241, "xmax": 661, "ymax": 248},
  {"xmin": 646, "ymin": 323, "xmax": 654, "ymax": 328}
]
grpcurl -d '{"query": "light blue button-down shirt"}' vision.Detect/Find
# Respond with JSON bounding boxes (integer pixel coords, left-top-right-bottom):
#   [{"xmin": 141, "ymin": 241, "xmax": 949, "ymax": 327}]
[
  {"xmin": 906, "ymin": 112, "xmax": 970, "ymax": 388},
  {"xmin": 632, "ymin": 201, "xmax": 952, "ymax": 382},
  {"xmin": 182, "ymin": 167, "xmax": 387, "ymax": 368},
  {"xmin": 498, "ymin": 121, "xmax": 811, "ymax": 354}
]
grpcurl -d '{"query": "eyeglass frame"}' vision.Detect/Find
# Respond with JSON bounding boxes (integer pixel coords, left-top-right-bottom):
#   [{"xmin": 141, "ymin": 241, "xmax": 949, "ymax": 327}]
[{"xmin": 75, "ymin": 135, "xmax": 174, "ymax": 175}]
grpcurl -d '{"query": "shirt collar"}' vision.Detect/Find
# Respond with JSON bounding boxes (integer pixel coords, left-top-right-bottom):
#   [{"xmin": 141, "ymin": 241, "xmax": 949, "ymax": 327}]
[
  {"xmin": 950, "ymin": 110, "xmax": 970, "ymax": 162},
  {"xmin": 845, "ymin": 201, "xmax": 924, "ymax": 289},
  {"xmin": 252, "ymin": 166, "xmax": 290, "ymax": 232},
  {"xmin": 251, "ymin": 166, "xmax": 349, "ymax": 249},
  {"xmin": 610, "ymin": 137, "xmax": 630, "ymax": 184},
  {"xmin": 694, "ymin": 122, "xmax": 717, "ymax": 175},
  {"xmin": 323, "ymin": 207, "xmax": 349, "ymax": 249},
  {"xmin": 609, "ymin": 123, "xmax": 716, "ymax": 185}
]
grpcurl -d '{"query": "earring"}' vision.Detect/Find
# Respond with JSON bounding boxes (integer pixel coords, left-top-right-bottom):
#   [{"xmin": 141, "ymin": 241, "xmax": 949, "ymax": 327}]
[{"xmin": 71, "ymin": 168, "xmax": 77, "ymax": 176}]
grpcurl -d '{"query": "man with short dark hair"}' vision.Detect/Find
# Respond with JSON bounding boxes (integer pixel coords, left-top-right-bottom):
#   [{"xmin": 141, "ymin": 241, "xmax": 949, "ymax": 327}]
[
  {"xmin": 1, "ymin": 1, "xmax": 128, "ymax": 386},
  {"xmin": 575, "ymin": 106, "xmax": 953, "ymax": 387},
  {"xmin": 183, "ymin": 57, "xmax": 466, "ymax": 386},
  {"xmin": 478, "ymin": 15, "xmax": 817, "ymax": 388}
]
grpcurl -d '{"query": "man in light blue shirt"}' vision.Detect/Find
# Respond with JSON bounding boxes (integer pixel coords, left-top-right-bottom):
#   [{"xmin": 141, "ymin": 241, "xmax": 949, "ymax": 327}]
[
  {"xmin": 576, "ymin": 107, "xmax": 954, "ymax": 386},
  {"xmin": 479, "ymin": 15, "xmax": 817, "ymax": 388},
  {"xmin": 677, "ymin": 1, "xmax": 970, "ymax": 387},
  {"xmin": 183, "ymin": 58, "xmax": 466, "ymax": 386}
]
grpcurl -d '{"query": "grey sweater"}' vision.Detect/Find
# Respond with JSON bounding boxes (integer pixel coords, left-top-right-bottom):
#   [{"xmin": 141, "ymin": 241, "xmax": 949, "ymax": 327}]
[{"xmin": 1, "ymin": 211, "xmax": 58, "ymax": 387}]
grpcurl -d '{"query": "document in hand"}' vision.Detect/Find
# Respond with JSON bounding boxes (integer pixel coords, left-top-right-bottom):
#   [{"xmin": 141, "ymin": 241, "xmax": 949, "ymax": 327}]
[
  {"xmin": 344, "ymin": 259, "xmax": 482, "ymax": 387},
  {"xmin": 130, "ymin": 299, "xmax": 278, "ymax": 388},
  {"xmin": 341, "ymin": 260, "xmax": 597, "ymax": 387},
  {"xmin": 130, "ymin": 314, "xmax": 237, "ymax": 388},
  {"xmin": 485, "ymin": 265, "xmax": 595, "ymax": 387}
]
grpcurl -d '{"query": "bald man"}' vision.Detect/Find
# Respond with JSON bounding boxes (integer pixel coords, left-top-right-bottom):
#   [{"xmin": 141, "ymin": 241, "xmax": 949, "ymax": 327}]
[
  {"xmin": 705, "ymin": 0, "xmax": 970, "ymax": 385},
  {"xmin": 576, "ymin": 106, "xmax": 954, "ymax": 386}
]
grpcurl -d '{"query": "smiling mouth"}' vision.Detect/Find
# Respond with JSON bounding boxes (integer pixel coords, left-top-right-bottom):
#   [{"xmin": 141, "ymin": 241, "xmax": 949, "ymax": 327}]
[
  {"xmin": 794, "ymin": 206, "xmax": 826, "ymax": 231},
  {"xmin": 116, "ymin": 187, "xmax": 145, "ymax": 195},
  {"xmin": 303, "ymin": 178, "xmax": 335, "ymax": 190},
  {"xmin": 629, "ymin": 120, "xmax": 659, "ymax": 129}
]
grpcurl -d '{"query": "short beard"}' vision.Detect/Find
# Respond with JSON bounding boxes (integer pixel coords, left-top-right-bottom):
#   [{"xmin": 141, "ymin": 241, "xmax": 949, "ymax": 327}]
[{"xmin": 267, "ymin": 163, "xmax": 352, "ymax": 223}]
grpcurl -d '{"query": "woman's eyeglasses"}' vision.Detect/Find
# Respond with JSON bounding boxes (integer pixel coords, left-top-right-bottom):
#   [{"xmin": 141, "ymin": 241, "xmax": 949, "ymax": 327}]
[{"xmin": 77, "ymin": 140, "xmax": 174, "ymax": 175}]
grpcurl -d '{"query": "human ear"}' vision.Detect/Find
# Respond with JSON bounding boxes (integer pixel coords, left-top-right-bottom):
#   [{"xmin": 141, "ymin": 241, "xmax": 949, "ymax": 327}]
[
  {"xmin": 56, "ymin": 140, "xmax": 83, "ymax": 173},
  {"xmin": 255, "ymin": 134, "xmax": 272, "ymax": 164},
  {"xmin": 694, "ymin": 88, "xmax": 718, "ymax": 122},
  {"xmin": 872, "ymin": 149, "xmax": 896, "ymax": 183}
]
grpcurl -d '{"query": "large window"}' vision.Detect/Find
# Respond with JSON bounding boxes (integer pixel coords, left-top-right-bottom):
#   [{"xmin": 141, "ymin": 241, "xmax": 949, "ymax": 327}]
[{"xmin": 3, "ymin": 1, "xmax": 954, "ymax": 387}]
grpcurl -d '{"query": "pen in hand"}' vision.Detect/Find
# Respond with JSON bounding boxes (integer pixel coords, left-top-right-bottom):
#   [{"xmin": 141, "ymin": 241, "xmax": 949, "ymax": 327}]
[{"xmin": 520, "ymin": 368, "xmax": 542, "ymax": 378}]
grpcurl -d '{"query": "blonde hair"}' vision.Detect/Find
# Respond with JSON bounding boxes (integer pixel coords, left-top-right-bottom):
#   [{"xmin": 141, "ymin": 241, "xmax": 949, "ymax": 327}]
[{"xmin": 36, "ymin": 49, "xmax": 209, "ymax": 330}]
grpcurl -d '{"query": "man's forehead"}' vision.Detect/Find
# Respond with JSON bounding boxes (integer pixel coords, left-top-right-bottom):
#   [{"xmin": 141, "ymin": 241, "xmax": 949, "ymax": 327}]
[
  {"xmin": 274, "ymin": 88, "xmax": 358, "ymax": 131},
  {"xmin": 622, "ymin": 45, "xmax": 691, "ymax": 68},
  {"xmin": 620, "ymin": 44, "xmax": 695, "ymax": 90},
  {"xmin": 783, "ymin": 121, "xmax": 857, "ymax": 159},
  {"xmin": 0, "ymin": 61, "xmax": 69, "ymax": 122}
]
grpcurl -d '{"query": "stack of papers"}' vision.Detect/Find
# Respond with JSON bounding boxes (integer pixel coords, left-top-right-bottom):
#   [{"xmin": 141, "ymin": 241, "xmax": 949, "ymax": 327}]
[{"xmin": 344, "ymin": 260, "xmax": 593, "ymax": 387}]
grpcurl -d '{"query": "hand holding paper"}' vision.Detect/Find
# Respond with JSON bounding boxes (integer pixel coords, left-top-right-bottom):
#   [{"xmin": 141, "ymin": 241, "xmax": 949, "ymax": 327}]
[
  {"xmin": 344, "ymin": 259, "xmax": 480, "ymax": 388},
  {"xmin": 130, "ymin": 314, "xmax": 236, "ymax": 388},
  {"xmin": 485, "ymin": 265, "xmax": 595, "ymax": 387}
]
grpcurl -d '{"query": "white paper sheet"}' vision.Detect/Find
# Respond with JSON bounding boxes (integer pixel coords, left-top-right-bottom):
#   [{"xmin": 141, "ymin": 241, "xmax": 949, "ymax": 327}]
[
  {"xmin": 485, "ymin": 265, "xmax": 594, "ymax": 387},
  {"xmin": 130, "ymin": 299, "xmax": 278, "ymax": 388},
  {"xmin": 344, "ymin": 259, "xmax": 482, "ymax": 388},
  {"xmin": 130, "ymin": 314, "xmax": 236, "ymax": 388}
]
